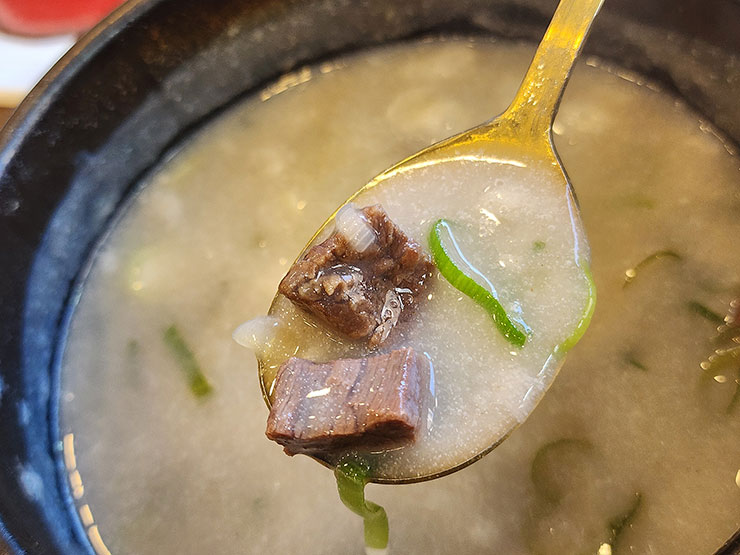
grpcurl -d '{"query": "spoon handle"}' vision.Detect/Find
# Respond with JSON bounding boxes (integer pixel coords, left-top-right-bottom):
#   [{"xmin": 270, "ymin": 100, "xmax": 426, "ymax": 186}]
[{"xmin": 501, "ymin": 0, "xmax": 604, "ymax": 141}]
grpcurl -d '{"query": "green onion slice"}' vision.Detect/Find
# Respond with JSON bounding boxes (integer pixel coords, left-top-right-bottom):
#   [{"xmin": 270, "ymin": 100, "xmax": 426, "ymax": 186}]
[
  {"xmin": 429, "ymin": 219, "xmax": 527, "ymax": 347},
  {"xmin": 335, "ymin": 458, "xmax": 389, "ymax": 551},
  {"xmin": 555, "ymin": 263, "xmax": 596, "ymax": 354},
  {"xmin": 163, "ymin": 325, "xmax": 213, "ymax": 398},
  {"xmin": 687, "ymin": 300, "xmax": 724, "ymax": 324},
  {"xmin": 530, "ymin": 438, "xmax": 594, "ymax": 503},
  {"xmin": 623, "ymin": 249, "xmax": 681, "ymax": 287},
  {"xmin": 624, "ymin": 352, "xmax": 648, "ymax": 372}
]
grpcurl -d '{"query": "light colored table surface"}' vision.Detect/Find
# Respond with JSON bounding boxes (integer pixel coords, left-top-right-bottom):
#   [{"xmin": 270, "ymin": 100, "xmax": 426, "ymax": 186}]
[{"xmin": 0, "ymin": 31, "xmax": 74, "ymax": 108}]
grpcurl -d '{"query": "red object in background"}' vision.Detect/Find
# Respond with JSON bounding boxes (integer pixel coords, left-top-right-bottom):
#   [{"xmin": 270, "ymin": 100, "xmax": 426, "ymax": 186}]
[{"xmin": 0, "ymin": 0, "xmax": 125, "ymax": 36}]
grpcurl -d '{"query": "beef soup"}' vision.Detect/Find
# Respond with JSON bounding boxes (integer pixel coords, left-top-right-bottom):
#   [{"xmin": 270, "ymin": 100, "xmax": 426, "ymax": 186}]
[{"xmin": 59, "ymin": 39, "xmax": 740, "ymax": 554}]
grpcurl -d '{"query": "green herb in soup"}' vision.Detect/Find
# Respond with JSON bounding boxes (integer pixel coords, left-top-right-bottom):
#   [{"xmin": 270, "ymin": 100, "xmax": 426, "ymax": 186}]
[
  {"xmin": 429, "ymin": 218, "xmax": 528, "ymax": 347},
  {"xmin": 623, "ymin": 352, "xmax": 648, "ymax": 372},
  {"xmin": 688, "ymin": 300, "xmax": 724, "ymax": 324},
  {"xmin": 555, "ymin": 264, "xmax": 596, "ymax": 354},
  {"xmin": 529, "ymin": 438, "xmax": 644, "ymax": 554},
  {"xmin": 622, "ymin": 249, "xmax": 681, "ymax": 287},
  {"xmin": 162, "ymin": 325, "xmax": 213, "ymax": 398},
  {"xmin": 335, "ymin": 459, "xmax": 389, "ymax": 552},
  {"xmin": 530, "ymin": 437, "xmax": 595, "ymax": 504}
]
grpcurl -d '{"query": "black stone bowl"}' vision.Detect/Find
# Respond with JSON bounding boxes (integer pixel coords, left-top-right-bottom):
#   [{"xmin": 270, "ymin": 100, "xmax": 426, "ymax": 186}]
[{"xmin": 1, "ymin": 0, "xmax": 739, "ymax": 553}]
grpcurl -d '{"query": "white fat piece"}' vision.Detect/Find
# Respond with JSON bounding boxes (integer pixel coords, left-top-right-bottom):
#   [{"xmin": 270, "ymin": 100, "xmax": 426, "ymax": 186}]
[
  {"xmin": 335, "ymin": 204, "xmax": 377, "ymax": 253},
  {"xmin": 232, "ymin": 315, "xmax": 281, "ymax": 352}
]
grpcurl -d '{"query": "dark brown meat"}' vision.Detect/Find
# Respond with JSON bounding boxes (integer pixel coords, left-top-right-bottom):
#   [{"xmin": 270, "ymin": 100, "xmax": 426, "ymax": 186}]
[
  {"xmin": 265, "ymin": 347, "xmax": 428, "ymax": 456},
  {"xmin": 278, "ymin": 204, "xmax": 434, "ymax": 347}
]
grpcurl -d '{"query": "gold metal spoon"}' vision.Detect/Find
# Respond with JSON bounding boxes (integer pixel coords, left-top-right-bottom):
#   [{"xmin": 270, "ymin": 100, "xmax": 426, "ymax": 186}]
[{"xmin": 259, "ymin": 0, "xmax": 603, "ymax": 483}]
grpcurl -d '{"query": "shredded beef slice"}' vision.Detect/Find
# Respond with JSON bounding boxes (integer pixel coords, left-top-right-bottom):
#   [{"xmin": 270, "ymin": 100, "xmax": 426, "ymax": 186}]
[
  {"xmin": 278, "ymin": 204, "xmax": 434, "ymax": 346},
  {"xmin": 265, "ymin": 347, "xmax": 428, "ymax": 456}
]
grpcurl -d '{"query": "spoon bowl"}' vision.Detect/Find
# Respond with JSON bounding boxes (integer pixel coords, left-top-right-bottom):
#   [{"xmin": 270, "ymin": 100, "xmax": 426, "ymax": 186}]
[{"xmin": 258, "ymin": 0, "xmax": 602, "ymax": 483}]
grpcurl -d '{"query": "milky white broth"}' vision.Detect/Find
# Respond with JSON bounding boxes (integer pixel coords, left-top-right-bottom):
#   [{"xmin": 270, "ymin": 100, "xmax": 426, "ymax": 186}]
[{"xmin": 60, "ymin": 39, "xmax": 740, "ymax": 554}]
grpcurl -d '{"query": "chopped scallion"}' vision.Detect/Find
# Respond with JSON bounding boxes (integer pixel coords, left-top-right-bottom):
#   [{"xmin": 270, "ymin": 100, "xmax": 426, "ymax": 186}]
[
  {"xmin": 163, "ymin": 325, "xmax": 213, "ymax": 398},
  {"xmin": 623, "ymin": 250, "xmax": 681, "ymax": 288},
  {"xmin": 335, "ymin": 458, "xmax": 388, "ymax": 552},
  {"xmin": 624, "ymin": 353, "xmax": 648, "ymax": 372},
  {"xmin": 530, "ymin": 438, "xmax": 594, "ymax": 503},
  {"xmin": 429, "ymin": 219, "xmax": 527, "ymax": 347},
  {"xmin": 688, "ymin": 301, "xmax": 724, "ymax": 324},
  {"xmin": 556, "ymin": 264, "xmax": 596, "ymax": 354}
]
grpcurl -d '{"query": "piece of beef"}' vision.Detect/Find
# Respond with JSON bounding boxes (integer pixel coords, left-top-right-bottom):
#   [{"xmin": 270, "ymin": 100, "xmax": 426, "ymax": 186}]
[
  {"xmin": 265, "ymin": 347, "xmax": 428, "ymax": 456},
  {"xmin": 278, "ymin": 204, "xmax": 434, "ymax": 347}
]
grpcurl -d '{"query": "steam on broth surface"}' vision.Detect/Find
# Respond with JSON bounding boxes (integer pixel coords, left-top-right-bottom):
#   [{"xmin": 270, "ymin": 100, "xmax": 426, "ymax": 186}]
[{"xmin": 60, "ymin": 39, "xmax": 740, "ymax": 554}]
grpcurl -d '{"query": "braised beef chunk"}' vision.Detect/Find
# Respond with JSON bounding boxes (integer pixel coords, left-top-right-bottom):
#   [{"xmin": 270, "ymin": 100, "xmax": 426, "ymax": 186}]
[
  {"xmin": 278, "ymin": 204, "xmax": 434, "ymax": 347},
  {"xmin": 265, "ymin": 347, "xmax": 428, "ymax": 456}
]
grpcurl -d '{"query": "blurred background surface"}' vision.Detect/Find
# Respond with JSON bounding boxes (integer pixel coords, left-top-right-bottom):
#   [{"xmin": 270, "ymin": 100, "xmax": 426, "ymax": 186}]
[{"xmin": 0, "ymin": 0, "xmax": 126, "ymax": 130}]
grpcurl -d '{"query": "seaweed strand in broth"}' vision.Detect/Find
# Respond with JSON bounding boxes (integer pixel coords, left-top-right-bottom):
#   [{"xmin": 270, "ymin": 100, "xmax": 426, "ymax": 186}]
[{"xmin": 60, "ymin": 39, "xmax": 740, "ymax": 554}]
